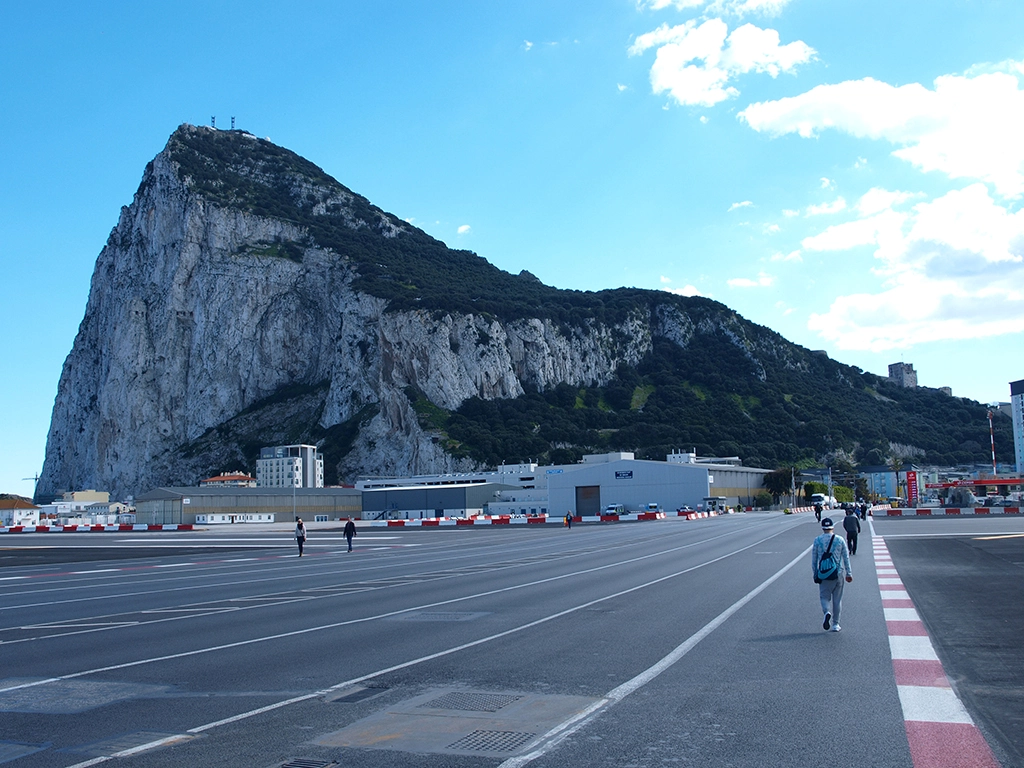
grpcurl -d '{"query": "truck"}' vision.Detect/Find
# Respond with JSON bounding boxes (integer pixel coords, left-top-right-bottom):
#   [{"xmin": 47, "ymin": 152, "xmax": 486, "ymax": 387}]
[{"xmin": 810, "ymin": 493, "xmax": 837, "ymax": 508}]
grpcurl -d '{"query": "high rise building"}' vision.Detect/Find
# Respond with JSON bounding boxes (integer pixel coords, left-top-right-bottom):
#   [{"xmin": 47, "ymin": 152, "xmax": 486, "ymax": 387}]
[
  {"xmin": 256, "ymin": 445, "xmax": 324, "ymax": 488},
  {"xmin": 1011, "ymin": 379, "xmax": 1024, "ymax": 474}
]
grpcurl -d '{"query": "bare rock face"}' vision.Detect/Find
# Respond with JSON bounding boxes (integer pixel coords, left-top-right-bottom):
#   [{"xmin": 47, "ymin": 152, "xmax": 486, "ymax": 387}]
[{"xmin": 38, "ymin": 125, "xmax": 786, "ymax": 500}]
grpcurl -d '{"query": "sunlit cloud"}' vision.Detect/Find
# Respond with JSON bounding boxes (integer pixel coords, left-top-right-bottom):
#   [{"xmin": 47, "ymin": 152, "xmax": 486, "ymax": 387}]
[
  {"xmin": 663, "ymin": 284, "xmax": 705, "ymax": 296},
  {"xmin": 727, "ymin": 271, "xmax": 775, "ymax": 288},
  {"xmin": 630, "ymin": 19, "xmax": 815, "ymax": 107},
  {"xmin": 457, "ymin": 224, "xmax": 471, "ymax": 235},
  {"xmin": 805, "ymin": 198, "xmax": 847, "ymax": 216},
  {"xmin": 740, "ymin": 65, "xmax": 1024, "ymax": 197},
  {"xmin": 770, "ymin": 250, "xmax": 802, "ymax": 262},
  {"xmin": 729, "ymin": 200, "xmax": 753, "ymax": 211},
  {"xmin": 804, "ymin": 183, "xmax": 1024, "ymax": 349}
]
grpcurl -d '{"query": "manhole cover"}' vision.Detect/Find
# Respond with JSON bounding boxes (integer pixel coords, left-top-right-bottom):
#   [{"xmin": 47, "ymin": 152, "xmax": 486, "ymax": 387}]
[
  {"xmin": 421, "ymin": 692, "xmax": 523, "ymax": 712},
  {"xmin": 446, "ymin": 730, "xmax": 536, "ymax": 752}
]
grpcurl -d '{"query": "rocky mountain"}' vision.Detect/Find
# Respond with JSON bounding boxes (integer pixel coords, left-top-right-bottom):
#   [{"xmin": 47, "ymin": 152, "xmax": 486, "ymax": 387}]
[{"xmin": 37, "ymin": 125, "xmax": 1012, "ymax": 501}]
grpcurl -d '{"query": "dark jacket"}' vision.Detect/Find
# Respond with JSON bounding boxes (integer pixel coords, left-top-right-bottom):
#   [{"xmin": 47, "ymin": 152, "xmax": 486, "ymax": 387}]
[
  {"xmin": 842, "ymin": 514, "xmax": 861, "ymax": 534},
  {"xmin": 344, "ymin": 520, "xmax": 356, "ymax": 538}
]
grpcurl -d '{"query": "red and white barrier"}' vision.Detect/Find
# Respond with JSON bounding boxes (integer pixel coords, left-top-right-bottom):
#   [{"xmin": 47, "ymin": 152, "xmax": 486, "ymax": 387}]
[
  {"xmin": 0, "ymin": 524, "xmax": 195, "ymax": 534},
  {"xmin": 885, "ymin": 507, "xmax": 1021, "ymax": 516}
]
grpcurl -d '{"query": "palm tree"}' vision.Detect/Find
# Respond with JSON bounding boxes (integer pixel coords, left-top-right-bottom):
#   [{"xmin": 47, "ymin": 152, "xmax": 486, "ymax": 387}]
[{"xmin": 888, "ymin": 455, "xmax": 904, "ymax": 503}]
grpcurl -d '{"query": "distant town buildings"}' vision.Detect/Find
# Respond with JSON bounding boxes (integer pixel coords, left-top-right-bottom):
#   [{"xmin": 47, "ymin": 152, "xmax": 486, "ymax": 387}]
[
  {"xmin": 1011, "ymin": 379, "xmax": 1024, "ymax": 474},
  {"xmin": 200, "ymin": 472, "xmax": 257, "ymax": 488},
  {"xmin": 256, "ymin": 445, "xmax": 324, "ymax": 488},
  {"xmin": 888, "ymin": 362, "xmax": 918, "ymax": 388}
]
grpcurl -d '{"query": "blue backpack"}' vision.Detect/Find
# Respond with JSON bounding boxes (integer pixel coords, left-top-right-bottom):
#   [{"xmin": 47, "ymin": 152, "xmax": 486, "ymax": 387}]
[{"xmin": 817, "ymin": 535, "xmax": 839, "ymax": 581}]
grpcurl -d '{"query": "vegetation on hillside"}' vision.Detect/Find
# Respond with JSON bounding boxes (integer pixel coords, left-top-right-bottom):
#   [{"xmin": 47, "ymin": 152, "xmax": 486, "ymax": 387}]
[{"xmin": 164, "ymin": 126, "xmax": 1014, "ymax": 477}]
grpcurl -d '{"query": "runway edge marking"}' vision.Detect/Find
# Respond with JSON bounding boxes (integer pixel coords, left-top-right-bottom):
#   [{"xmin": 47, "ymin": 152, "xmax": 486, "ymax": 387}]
[{"xmin": 871, "ymin": 525, "xmax": 1001, "ymax": 768}]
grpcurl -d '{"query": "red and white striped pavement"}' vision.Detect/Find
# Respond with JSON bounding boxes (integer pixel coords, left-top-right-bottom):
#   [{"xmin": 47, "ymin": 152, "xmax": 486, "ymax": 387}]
[
  {"xmin": 0, "ymin": 524, "xmax": 194, "ymax": 534},
  {"xmin": 873, "ymin": 537, "xmax": 1001, "ymax": 768}
]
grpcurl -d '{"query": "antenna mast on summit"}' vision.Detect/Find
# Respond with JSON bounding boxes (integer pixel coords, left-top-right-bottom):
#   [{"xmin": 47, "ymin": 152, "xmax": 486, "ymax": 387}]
[
  {"xmin": 211, "ymin": 116, "xmax": 216, "ymax": 129},
  {"xmin": 231, "ymin": 116, "xmax": 235, "ymax": 130}
]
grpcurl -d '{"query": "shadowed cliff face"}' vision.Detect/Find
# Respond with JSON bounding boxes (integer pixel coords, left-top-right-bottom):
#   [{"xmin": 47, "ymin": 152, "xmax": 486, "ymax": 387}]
[{"xmin": 38, "ymin": 125, "xmax": 1007, "ymax": 501}]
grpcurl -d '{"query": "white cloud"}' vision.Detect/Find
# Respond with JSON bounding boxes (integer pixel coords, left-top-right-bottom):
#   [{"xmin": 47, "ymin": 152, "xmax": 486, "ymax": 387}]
[
  {"xmin": 618, "ymin": 83, "xmax": 629, "ymax": 92},
  {"xmin": 770, "ymin": 249, "xmax": 802, "ymax": 262},
  {"xmin": 457, "ymin": 224, "xmax": 471, "ymax": 235},
  {"xmin": 782, "ymin": 208, "xmax": 799, "ymax": 217},
  {"xmin": 524, "ymin": 40, "xmax": 534, "ymax": 51},
  {"xmin": 728, "ymin": 271, "xmax": 775, "ymax": 287},
  {"xmin": 700, "ymin": 115, "xmax": 709, "ymax": 123},
  {"xmin": 630, "ymin": 19, "xmax": 814, "ymax": 107},
  {"xmin": 856, "ymin": 187, "xmax": 916, "ymax": 217},
  {"xmin": 820, "ymin": 177, "xmax": 834, "ymax": 190},
  {"xmin": 739, "ymin": 67, "xmax": 1024, "ymax": 197},
  {"xmin": 729, "ymin": 200, "xmax": 753, "ymax": 211},
  {"xmin": 664, "ymin": 284, "xmax": 704, "ymax": 296},
  {"xmin": 805, "ymin": 197, "xmax": 847, "ymax": 216},
  {"xmin": 763, "ymin": 223, "xmax": 780, "ymax": 234},
  {"xmin": 660, "ymin": 275, "xmax": 673, "ymax": 283},
  {"xmin": 805, "ymin": 184, "xmax": 1024, "ymax": 350}
]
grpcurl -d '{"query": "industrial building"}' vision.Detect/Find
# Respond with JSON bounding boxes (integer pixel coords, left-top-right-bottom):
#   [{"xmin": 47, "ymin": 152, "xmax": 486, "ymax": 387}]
[{"xmin": 361, "ymin": 482, "xmax": 519, "ymax": 520}]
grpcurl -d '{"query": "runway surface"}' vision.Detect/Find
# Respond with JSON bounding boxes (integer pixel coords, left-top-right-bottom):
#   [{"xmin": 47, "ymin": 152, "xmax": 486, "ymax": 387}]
[{"xmin": 0, "ymin": 513, "xmax": 1017, "ymax": 767}]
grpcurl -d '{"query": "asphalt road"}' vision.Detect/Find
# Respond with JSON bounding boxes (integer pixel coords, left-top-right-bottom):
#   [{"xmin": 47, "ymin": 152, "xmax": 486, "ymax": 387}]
[{"xmin": 0, "ymin": 514, "xmax": 1015, "ymax": 767}]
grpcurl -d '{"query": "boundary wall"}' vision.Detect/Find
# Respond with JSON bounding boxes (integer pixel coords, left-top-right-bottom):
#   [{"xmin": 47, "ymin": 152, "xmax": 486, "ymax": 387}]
[{"xmin": 0, "ymin": 524, "xmax": 194, "ymax": 534}]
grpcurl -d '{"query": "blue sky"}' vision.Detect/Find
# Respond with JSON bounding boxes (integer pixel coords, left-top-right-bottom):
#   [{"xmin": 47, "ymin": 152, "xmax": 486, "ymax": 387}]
[{"xmin": 3, "ymin": 0, "xmax": 1023, "ymax": 498}]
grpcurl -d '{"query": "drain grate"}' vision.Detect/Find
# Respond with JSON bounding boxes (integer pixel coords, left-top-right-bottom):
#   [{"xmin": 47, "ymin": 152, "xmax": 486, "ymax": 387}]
[
  {"xmin": 446, "ymin": 730, "xmax": 536, "ymax": 752},
  {"xmin": 279, "ymin": 759, "xmax": 336, "ymax": 768},
  {"xmin": 421, "ymin": 692, "xmax": 523, "ymax": 712}
]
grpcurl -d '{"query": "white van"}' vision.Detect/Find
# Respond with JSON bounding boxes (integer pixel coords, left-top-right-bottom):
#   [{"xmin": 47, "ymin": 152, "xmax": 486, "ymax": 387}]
[{"xmin": 810, "ymin": 493, "xmax": 837, "ymax": 508}]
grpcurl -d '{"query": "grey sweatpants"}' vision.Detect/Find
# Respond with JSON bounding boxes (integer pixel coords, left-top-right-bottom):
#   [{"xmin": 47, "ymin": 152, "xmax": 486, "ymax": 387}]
[{"xmin": 818, "ymin": 578, "xmax": 845, "ymax": 624}]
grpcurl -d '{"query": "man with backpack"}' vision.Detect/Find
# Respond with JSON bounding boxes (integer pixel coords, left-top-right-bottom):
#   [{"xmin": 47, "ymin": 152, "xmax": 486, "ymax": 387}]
[{"xmin": 812, "ymin": 518, "xmax": 853, "ymax": 632}]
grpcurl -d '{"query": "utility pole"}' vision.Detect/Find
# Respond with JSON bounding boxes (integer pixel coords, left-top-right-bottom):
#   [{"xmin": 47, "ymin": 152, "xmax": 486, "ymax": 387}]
[{"xmin": 988, "ymin": 410, "xmax": 997, "ymax": 476}]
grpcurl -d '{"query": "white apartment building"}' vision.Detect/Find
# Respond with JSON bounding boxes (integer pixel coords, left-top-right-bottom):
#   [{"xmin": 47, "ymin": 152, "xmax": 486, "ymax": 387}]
[{"xmin": 256, "ymin": 444, "xmax": 324, "ymax": 488}]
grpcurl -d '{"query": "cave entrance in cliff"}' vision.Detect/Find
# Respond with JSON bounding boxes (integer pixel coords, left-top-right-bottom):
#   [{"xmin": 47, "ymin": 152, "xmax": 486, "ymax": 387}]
[{"xmin": 575, "ymin": 486, "xmax": 600, "ymax": 516}]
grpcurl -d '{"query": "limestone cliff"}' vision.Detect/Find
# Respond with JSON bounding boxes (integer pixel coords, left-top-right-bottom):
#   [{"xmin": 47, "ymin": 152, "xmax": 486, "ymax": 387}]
[{"xmin": 42, "ymin": 125, "xmax": 991, "ymax": 501}]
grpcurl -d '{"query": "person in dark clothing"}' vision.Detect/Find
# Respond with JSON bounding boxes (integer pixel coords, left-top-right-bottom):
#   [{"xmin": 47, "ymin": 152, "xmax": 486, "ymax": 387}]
[
  {"xmin": 814, "ymin": 503, "xmax": 822, "ymax": 522},
  {"xmin": 295, "ymin": 518, "xmax": 307, "ymax": 557},
  {"xmin": 564, "ymin": 511, "xmax": 573, "ymax": 529},
  {"xmin": 343, "ymin": 517, "xmax": 357, "ymax": 552},
  {"xmin": 842, "ymin": 509, "xmax": 861, "ymax": 555}
]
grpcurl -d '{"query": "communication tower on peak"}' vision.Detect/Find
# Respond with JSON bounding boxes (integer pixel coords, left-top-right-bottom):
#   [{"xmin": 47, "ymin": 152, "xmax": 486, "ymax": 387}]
[
  {"xmin": 231, "ymin": 116, "xmax": 235, "ymax": 130},
  {"xmin": 211, "ymin": 116, "xmax": 216, "ymax": 128}
]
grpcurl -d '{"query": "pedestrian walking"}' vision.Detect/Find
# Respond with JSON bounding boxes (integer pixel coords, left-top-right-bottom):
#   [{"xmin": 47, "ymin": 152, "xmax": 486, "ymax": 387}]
[
  {"xmin": 843, "ymin": 508, "xmax": 861, "ymax": 555},
  {"xmin": 814, "ymin": 503, "xmax": 822, "ymax": 522},
  {"xmin": 812, "ymin": 517, "xmax": 853, "ymax": 632},
  {"xmin": 564, "ymin": 511, "xmax": 573, "ymax": 529},
  {"xmin": 859, "ymin": 502, "xmax": 868, "ymax": 521},
  {"xmin": 344, "ymin": 517, "xmax": 357, "ymax": 552},
  {"xmin": 295, "ymin": 518, "xmax": 307, "ymax": 557}
]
